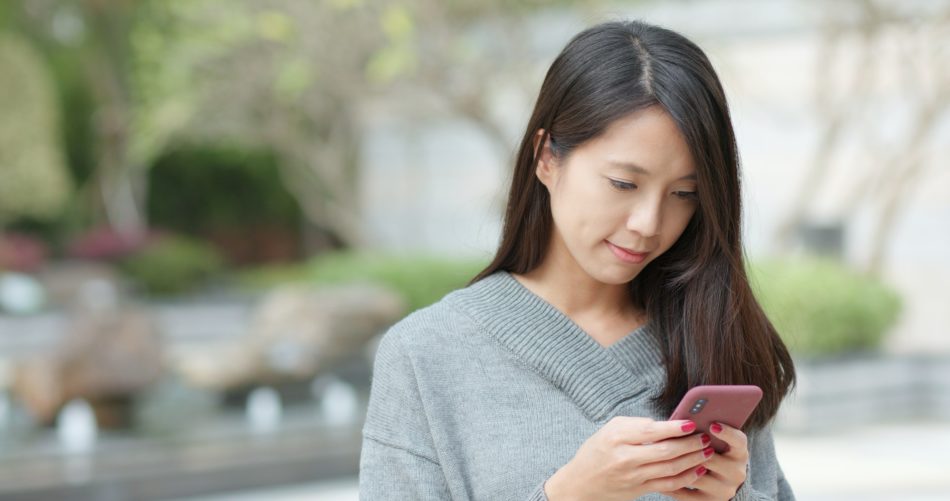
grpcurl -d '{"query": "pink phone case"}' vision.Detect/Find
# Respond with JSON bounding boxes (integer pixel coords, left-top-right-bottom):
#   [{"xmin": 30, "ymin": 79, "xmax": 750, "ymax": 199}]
[{"xmin": 668, "ymin": 385, "xmax": 762, "ymax": 453}]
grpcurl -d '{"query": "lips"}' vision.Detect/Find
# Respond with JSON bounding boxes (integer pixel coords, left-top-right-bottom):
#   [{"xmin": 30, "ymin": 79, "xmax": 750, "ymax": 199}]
[
  {"xmin": 612, "ymin": 243, "xmax": 648, "ymax": 254},
  {"xmin": 606, "ymin": 240, "xmax": 649, "ymax": 264}
]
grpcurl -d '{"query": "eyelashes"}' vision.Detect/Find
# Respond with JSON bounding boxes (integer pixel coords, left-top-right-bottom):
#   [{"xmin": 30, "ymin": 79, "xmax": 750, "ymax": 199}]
[
  {"xmin": 608, "ymin": 179, "xmax": 698, "ymax": 200},
  {"xmin": 609, "ymin": 179, "xmax": 637, "ymax": 191},
  {"xmin": 675, "ymin": 191, "xmax": 699, "ymax": 201}
]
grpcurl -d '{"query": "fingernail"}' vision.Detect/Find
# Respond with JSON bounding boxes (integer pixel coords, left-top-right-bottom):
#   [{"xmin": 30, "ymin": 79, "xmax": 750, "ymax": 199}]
[
  {"xmin": 703, "ymin": 446, "xmax": 714, "ymax": 458},
  {"xmin": 681, "ymin": 421, "xmax": 696, "ymax": 433},
  {"xmin": 695, "ymin": 466, "xmax": 707, "ymax": 476},
  {"xmin": 710, "ymin": 422, "xmax": 723, "ymax": 434},
  {"xmin": 701, "ymin": 433, "xmax": 711, "ymax": 446}
]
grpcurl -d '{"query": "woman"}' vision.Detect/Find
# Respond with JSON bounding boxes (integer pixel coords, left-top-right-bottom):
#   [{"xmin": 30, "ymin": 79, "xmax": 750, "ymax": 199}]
[{"xmin": 360, "ymin": 19, "xmax": 796, "ymax": 501}]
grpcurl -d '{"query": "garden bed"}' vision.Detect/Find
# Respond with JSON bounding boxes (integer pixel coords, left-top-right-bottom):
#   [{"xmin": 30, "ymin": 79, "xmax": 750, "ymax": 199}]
[{"xmin": 776, "ymin": 353, "xmax": 950, "ymax": 432}]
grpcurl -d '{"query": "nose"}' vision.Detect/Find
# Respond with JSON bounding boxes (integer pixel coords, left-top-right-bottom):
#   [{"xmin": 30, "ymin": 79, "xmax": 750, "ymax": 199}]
[{"xmin": 626, "ymin": 196, "xmax": 662, "ymax": 238}]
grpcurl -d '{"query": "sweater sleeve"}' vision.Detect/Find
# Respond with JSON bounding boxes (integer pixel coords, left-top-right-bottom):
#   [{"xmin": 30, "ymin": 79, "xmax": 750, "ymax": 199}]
[
  {"xmin": 524, "ymin": 482, "xmax": 549, "ymax": 501},
  {"xmin": 360, "ymin": 435, "xmax": 452, "ymax": 499},
  {"xmin": 731, "ymin": 424, "xmax": 795, "ymax": 501},
  {"xmin": 523, "ymin": 468, "xmax": 560, "ymax": 501},
  {"xmin": 359, "ymin": 325, "xmax": 452, "ymax": 499}
]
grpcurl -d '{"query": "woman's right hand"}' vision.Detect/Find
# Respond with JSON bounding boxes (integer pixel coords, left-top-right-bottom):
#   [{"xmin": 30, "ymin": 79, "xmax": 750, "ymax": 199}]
[{"xmin": 544, "ymin": 417, "xmax": 713, "ymax": 501}]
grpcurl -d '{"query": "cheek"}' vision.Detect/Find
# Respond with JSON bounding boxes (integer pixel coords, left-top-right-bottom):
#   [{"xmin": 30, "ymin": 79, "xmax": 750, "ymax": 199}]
[
  {"xmin": 662, "ymin": 206, "xmax": 697, "ymax": 247},
  {"xmin": 550, "ymin": 177, "xmax": 609, "ymax": 232},
  {"xmin": 569, "ymin": 189, "xmax": 618, "ymax": 240}
]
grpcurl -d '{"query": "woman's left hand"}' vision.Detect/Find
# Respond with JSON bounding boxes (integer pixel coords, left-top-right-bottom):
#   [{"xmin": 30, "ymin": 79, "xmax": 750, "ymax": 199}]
[{"xmin": 660, "ymin": 422, "xmax": 748, "ymax": 500}]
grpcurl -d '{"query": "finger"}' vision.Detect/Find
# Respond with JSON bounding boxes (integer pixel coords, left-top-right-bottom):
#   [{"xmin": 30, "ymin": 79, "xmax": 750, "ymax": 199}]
[
  {"xmin": 702, "ymin": 452, "xmax": 747, "ymax": 485},
  {"xmin": 633, "ymin": 432, "xmax": 712, "ymax": 464},
  {"xmin": 660, "ymin": 487, "xmax": 709, "ymax": 501},
  {"xmin": 641, "ymin": 462, "xmax": 710, "ymax": 494},
  {"xmin": 701, "ymin": 450, "xmax": 744, "ymax": 472},
  {"xmin": 709, "ymin": 422, "xmax": 748, "ymax": 458},
  {"xmin": 635, "ymin": 445, "xmax": 714, "ymax": 481},
  {"xmin": 685, "ymin": 469, "xmax": 742, "ymax": 500},
  {"xmin": 609, "ymin": 416, "xmax": 701, "ymax": 445}
]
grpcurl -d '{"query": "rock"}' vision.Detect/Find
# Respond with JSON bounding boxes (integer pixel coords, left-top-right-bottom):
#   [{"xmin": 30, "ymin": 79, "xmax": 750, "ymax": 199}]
[
  {"xmin": 173, "ymin": 281, "xmax": 406, "ymax": 391},
  {"xmin": 11, "ymin": 357, "xmax": 61, "ymax": 424},
  {"xmin": 170, "ymin": 341, "xmax": 257, "ymax": 393},
  {"xmin": 35, "ymin": 261, "xmax": 122, "ymax": 309},
  {"xmin": 55, "ymin": 308, "xmax": 163, "ymax": 397},
  {"xmin": 11, "ymin": 281, "xmax": 163, "ymax": 427}
]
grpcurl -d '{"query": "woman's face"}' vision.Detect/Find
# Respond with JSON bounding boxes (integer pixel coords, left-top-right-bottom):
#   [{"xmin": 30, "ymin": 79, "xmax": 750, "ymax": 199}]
[{"xmin": 535, "ymin": 105, "xmax": 699, "ymax": 285}]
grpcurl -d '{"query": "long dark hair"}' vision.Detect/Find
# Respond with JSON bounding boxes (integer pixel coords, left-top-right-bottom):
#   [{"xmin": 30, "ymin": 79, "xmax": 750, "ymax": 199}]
[{"xmin": 470, "ymin": 20, "xmax": 795, "ymax": 428}]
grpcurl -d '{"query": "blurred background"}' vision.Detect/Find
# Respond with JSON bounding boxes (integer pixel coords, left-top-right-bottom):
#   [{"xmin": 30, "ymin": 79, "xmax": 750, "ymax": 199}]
[{"xmin": 0, "ymin": 0, "xmax": 947, "ymax": 499}]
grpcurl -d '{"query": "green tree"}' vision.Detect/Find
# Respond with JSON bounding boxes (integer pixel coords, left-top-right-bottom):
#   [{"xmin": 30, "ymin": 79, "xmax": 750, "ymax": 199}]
[
  {"xmin": 13, "ymin": 0, "xmax": 149, "ymax": 235},
  {"xmin": 125, "ymin": 0, "xmax": 598, "ymax": 249},
  {"xmin": 0, "ymin": 33, "xmax": 71, "ymax": 225},
  {"xmin": 10, "ymin": 0, "xmax": 601, "ymax": 249},
  {"xmin": 771, "ymin": 0, "xmax": 950, "ymax": 274}
]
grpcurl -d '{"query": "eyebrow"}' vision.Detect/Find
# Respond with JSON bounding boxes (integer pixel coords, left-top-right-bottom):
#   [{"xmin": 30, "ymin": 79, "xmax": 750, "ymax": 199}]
[{"xmin": 608, "ymin": 161, "xmax": 697, "ymax": 181}]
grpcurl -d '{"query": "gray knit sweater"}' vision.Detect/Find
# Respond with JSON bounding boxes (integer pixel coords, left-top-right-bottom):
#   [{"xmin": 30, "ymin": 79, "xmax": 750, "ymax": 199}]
[{"xmin": 360, "ymin": 271, "xmax": 794, "ymax": 500}]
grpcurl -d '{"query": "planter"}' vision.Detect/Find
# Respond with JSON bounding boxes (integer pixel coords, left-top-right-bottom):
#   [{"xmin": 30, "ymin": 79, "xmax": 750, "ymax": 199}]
[{"xmin": 776, "ymin": 353, "xmax": 950, "ymax": 432}]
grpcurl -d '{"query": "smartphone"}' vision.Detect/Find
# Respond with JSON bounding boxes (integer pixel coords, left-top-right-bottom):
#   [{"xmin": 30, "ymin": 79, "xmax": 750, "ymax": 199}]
[{"xmin": 669, "ymin": 385, "xmax": 762, "ymax": 453}]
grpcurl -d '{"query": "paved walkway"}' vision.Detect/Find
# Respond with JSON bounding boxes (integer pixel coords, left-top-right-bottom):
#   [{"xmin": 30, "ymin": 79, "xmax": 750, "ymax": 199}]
[
  {"xmin": 178, "ymin": 420, "xmax": 950, "ymax": 500},
  {"xmin": 173, "ymin": 476, "xmax": 359, "ymax": 501},
  {"xmin": 774, "ymin": 420, "xmax": 950, "ymax": 500}
]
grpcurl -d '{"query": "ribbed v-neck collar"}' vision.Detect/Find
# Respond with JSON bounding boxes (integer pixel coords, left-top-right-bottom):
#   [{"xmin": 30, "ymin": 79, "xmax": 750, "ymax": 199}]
[{"xmin": 448, "ymin": 271, "xmax": 665, "ymax": 424}]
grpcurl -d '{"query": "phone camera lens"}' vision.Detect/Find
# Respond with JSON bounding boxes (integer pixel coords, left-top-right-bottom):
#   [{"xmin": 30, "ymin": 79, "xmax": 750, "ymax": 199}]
[{"xmin": 690, "ymin": 399, "xmax": 706, "ymax": 414}]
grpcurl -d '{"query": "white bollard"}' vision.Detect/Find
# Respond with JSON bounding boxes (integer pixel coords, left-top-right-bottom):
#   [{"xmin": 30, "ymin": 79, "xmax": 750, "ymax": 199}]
[
  {"xmin": 247, "ymin": 386, "xmax": 282, "ymax": 434},
  {"xmin": 315, "ymin": 376, "xmax": 359, "ymax": 426},
  {"xmin": 57, "ymin": 399, "xmax": 98, "ymax": 453},
  {"xmin": 0, "ymin": 391, "xmax": 10, "ymax": 428},
  {"xmin": 0, "ymin": 272, "xmax": 45, "ymax": 314}
]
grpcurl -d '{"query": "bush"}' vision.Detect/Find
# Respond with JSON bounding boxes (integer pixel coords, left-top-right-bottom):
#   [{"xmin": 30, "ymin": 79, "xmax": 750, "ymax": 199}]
[
  {"xmin": 749, "ymin": 257, "xmax": 902, "ymax": 357},
  {"xmin": 0, "ymin": 232, "xmax": 48, "ymax": 272},
  {"xmin": 240, "ymin": 251, "xmax": 488, "ymax": 312},
  {"xmin": 120, "ymin": 235, "xmax": 224, "ymax": 295},
  {"xmin": 67, "ymin": 226, "xmax": 160, "ymax": 261},
  {"xmin": 241, "ymin": 252, "xmax": 903, "ymax": 357},
  {"xmin": 147, "ymin": 145, "xmax": 301, "ymax": 234},
  {"xmin": 307, "ymin": 252, "xmax": 488, "ymax": 311}
]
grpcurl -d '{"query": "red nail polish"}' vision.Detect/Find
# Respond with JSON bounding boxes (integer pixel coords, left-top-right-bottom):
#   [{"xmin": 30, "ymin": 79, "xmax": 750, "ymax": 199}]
[
  {"xmin": 703, "ymin": 446, "xmax": 714, "ymax": 458},
  {"xmin": 710, "ymin": 423, "xmax": 723, "ymax": 434},
  {"xmin": 701, "ymin": 433, "xmax": 711, "ymax": 446},
  {"xmin": 681, "ymin": 421, "xmax": 696, "ymax": 433},
  {"xmin": 695, "ymin": 466, "xmax": 707, "ymax": 476}
]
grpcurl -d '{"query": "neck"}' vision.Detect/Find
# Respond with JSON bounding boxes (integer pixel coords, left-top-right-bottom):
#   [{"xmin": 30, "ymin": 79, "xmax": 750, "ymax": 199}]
[{"xmin": 512, "ymin": 241, "xmax": 639, "ymax": 322}]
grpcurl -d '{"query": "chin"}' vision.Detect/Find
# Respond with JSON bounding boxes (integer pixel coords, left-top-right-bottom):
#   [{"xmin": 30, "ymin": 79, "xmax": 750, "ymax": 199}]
[{"xmin": 588, "ymin": 265, "xmax": 641, "ymax": 286}]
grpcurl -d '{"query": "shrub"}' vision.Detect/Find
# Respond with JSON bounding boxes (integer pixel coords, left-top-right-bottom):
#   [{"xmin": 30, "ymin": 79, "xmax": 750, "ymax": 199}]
[
  {"xmin": 120, "ymin": 235, "xmax": 224, "ymax": 295},
  {"xmin": 749, "ymin": 257, "xmax": 903, "ymax": 357},
  {"xmin": 67, "ymin": 226, "xmax": 160, "ymax": 261},
  {"xmin": 0, "ymin": 232, "xmax": 48, "ymax": 272},
  {"xmin": 239, "ymin": 251, "xmax": 488, "ymax": 312},
  {"xmin": 147, "ymin": 145, "xmax": 301, "ymax": 234},
  {"xmin": 305, "ymin": 252, "xmax": 488, "ymax": 312},
  {"xmin": 0, "ymin": 33, "xmax": 72, "ymax": 225}
]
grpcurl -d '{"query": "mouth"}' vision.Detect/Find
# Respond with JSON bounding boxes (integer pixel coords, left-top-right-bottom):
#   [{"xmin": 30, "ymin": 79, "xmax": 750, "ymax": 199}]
[{"xmin": 606, "ymin": 240, "xmax": 649, "ymax": 264}]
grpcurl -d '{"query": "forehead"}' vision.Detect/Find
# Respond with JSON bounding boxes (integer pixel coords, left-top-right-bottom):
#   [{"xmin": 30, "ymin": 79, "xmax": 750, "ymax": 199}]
[{"xmin": 577, "ymin": 106, "xmax": 696, "ymax": 179}]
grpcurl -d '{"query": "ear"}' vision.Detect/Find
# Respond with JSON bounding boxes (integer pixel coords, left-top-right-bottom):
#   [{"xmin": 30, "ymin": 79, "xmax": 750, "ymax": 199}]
[{"xmin": 533, "ymin": 129, "xmax": 560, "ymax": 188}]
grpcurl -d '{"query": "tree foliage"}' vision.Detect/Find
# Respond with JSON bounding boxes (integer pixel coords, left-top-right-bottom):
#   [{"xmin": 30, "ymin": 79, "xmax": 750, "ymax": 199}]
[
  {"xmin": 0, "ymin": 33, "xmax": 71, "ymax": 224},
  {"xmin": 7, "ymin": 0, "xmax": 602, "ymax": 248},
  {"xmin": 122, "ymin": 0, "xmax": 599, "ymax": 248}
]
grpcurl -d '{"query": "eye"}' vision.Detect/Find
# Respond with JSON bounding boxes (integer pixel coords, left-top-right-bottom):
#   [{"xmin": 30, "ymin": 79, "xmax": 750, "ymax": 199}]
[
  {"xmin": 674, "ymin": 191, "xmax": 698, "ymax": 201},
  {"xmin": 609, "ymin": 179, "xmax": 636, "ymax": 191}
]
